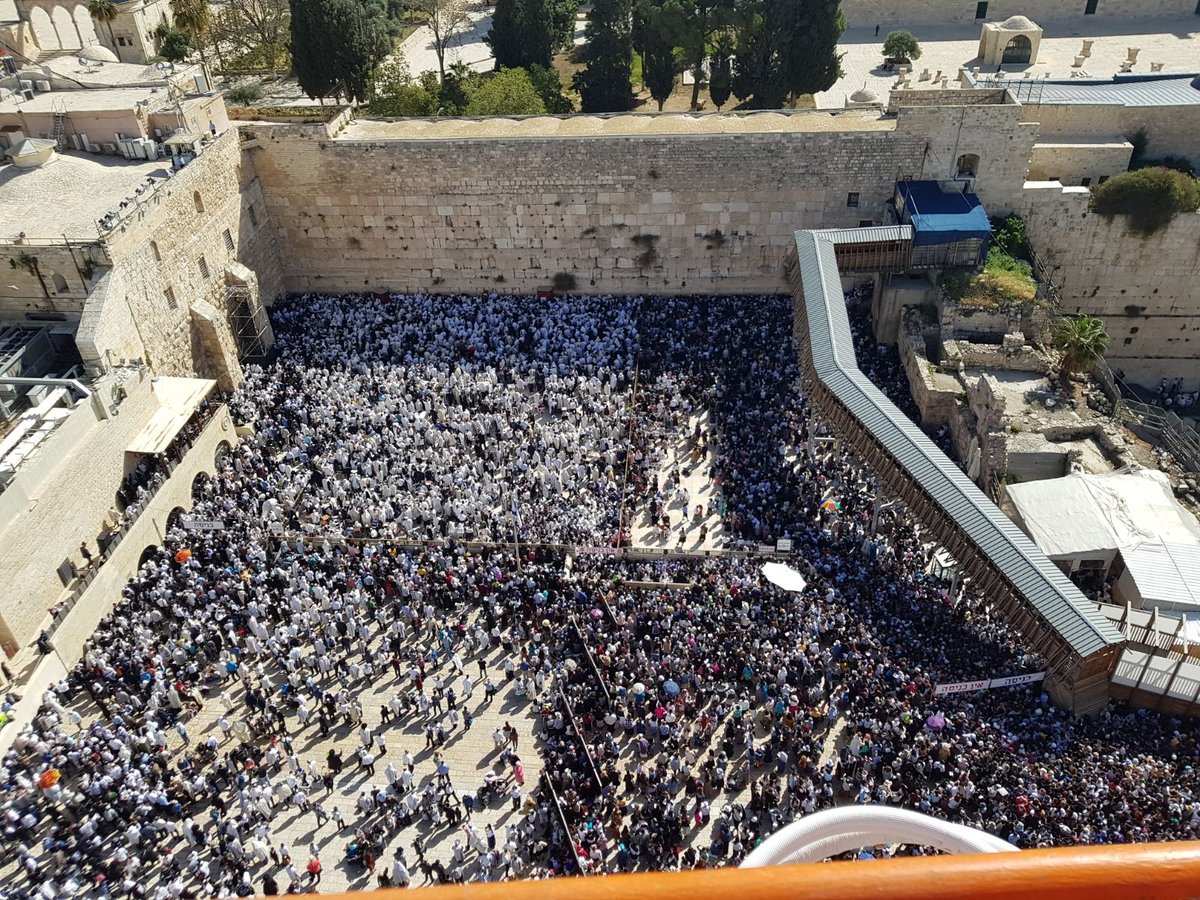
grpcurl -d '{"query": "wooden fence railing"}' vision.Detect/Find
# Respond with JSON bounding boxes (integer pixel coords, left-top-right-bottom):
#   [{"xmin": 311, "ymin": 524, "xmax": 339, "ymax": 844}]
[{"xmin": 314, "ymin": 841, "xmax": 1200, "ymax": 900}]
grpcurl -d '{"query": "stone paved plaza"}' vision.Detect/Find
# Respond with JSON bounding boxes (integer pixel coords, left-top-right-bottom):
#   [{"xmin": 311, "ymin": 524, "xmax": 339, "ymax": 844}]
[{"xmin": 818, "ymin": 18, "xmax": 1200, "ymax": 108}]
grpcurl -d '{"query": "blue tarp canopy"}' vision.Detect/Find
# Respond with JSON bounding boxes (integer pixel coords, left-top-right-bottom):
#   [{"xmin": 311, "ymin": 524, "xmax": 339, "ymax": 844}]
[{"xmin": 895, "ymin": 181, "xmax": 991, "ymax": 247}]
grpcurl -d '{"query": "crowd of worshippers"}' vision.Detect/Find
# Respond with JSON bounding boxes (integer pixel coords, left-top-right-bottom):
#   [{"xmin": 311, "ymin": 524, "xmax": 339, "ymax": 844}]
[{"xmin": 4, "ymin": 292, "xmax": 1200, "ymax": 900}]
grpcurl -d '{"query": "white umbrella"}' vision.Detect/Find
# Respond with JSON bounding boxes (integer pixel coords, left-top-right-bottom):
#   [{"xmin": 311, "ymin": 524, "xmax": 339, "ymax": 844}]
[{"xmin": 762, "ymin": 562, "xmax": 807, "ymax": 594}]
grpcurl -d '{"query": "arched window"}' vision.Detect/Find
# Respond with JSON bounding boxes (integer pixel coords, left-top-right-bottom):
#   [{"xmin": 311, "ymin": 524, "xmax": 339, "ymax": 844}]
[
  {"xmin": 51, "ymin": 272, "xmax": 69, "ymax": 293},
  {"xmin": 193, "ymin": 191, "xmax": 204, "ymax": 213},
  {"xmin": 150, "ymin": 240, "xmax": 161, "ymax": 261},
  {"xmin": 956, "ymin": 153, "xmax": 980, "ymax": 178}
]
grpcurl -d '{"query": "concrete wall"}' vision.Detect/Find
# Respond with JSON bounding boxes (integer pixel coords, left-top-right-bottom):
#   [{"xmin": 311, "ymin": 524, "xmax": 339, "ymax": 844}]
[
  {"xmin": 1020, "ymin": 182, "xmax": 1200, "ymax": 386},
  {"xmin": 1028, "ymin": 139, "xmax": 1135, "ymax": 185},
  {"xmin": 0, "ymin": 242, "xmax": 108, "ymax": 320},
  {"xmin": 0, "ymin": 368, "xmax": 155, "ymax": 653},
  {"xmin": 246, "ymin": 100, "xmax": 1033, "ymax": 297},
  {"xmin": 76, "ymin": 128, "xmax": 283, "ymax": 381},
  {"xmin": 1022, "ymin": 101, "xmax": 1200, "ymax": 163},
  {"xmin": 0, "ymin": 403, "xmax": 233, "ymax": 755},
  {"xmin": 840, "ymin": 0, "xmax": 1198, "ymax": 27}
]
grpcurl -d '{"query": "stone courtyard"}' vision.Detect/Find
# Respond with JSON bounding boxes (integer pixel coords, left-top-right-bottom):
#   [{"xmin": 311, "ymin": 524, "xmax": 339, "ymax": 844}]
[{"xmin": 818, "ymin": 18, "xmax": 1200, "ymax": 109}]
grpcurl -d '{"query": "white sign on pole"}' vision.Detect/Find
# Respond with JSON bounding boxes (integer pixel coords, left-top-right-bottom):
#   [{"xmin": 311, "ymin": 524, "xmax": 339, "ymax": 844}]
[
  {"xmin": 934, "ymin": 672, "xmax": 1047, "ymax": 696},
  {"xmin": 182, "ymin": 517, "xmax": 225, "ymax": 531}
]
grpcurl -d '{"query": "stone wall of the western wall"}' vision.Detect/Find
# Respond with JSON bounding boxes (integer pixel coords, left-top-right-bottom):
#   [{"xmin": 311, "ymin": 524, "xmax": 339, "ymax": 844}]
[
  {"xmin": 246, "ymin": 103, "xmax": 1032, "ymax": 297},
  {"xmin": 247, "ymin": 123, "xmax": 921, "ymax": 296},
  {"xmin": 76, "ymin": 129, "xmax": 283, "ymax": 381},
  {"xmin": 0, "ymin": 243, "xmax": 110, "ymax": 321},
  {"xmin": 1020, "ymin": 183, "xmax": 1200, "ymax": 386},
  {"xmin": 839, "ymin": 0, "xmax": 1197, "ymax": 27}
]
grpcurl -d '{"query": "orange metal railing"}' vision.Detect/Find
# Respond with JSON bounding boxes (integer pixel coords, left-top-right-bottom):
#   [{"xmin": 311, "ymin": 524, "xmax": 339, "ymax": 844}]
[{"xmin": 327, "ymin": 842, "xmax": 1200, "ymax": 900}]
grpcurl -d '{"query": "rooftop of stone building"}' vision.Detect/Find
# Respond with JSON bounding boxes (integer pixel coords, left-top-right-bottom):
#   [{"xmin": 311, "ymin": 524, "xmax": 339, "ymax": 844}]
[
  {"xmin": 0, "ymin": 84, "xmax": 182, "ymax": 114},
  {"xmin": 339, "ymin": 109, "xmax": 895, "ymax": 141},
  {"xmin": 24, "ymin": 56, "xmax": 205, "ymax": 89},
  {"xmin": 0, "ymin": 151, "xmax": 167, "ymax": 239}
]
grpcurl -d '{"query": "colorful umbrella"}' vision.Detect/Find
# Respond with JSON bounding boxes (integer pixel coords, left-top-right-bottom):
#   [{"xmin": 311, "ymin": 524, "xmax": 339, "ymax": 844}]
[
  {"xmin": 174, "ymin": 548, "xmax": 192, "ymax": 563},
  {"xmin": 663, "ymin": 680, "xmax": 680, "ymax": 696},
  {"xmin": 821, "ymin": 499, "xmax": 841, "ymax": 511},
  {"xmin": 38, "ymin": 769, "xmax": 61, "ymax": 789}
]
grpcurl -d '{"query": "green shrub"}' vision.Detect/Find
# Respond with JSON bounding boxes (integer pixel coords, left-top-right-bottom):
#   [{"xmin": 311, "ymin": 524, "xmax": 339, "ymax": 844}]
[
  {"xmin": 1089, "ymin": 166, "xmax": 1200, "ymax": 236},
  {"xmin": 227, "ymin": 82, "xmax": 264, "ymax": 105},
  {"xmin": 989, "ymin": 214, "xmax": 1029, "ymax": 260}
]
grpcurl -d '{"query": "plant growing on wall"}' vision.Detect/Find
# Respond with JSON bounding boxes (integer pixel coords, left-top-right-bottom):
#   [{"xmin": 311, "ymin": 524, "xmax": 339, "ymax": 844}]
[
  {"xmin": 1089, "ymin": 167, "xmax": 1200, "ymax": 236},
  {"xmin": 1052, "ymin": 314, "xmax": 1110, "ymax": 376}
]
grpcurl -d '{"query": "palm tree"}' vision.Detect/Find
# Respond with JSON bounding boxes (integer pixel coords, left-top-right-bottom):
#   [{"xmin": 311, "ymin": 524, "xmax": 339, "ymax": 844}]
[
  {"xmin": 88, "ymin": 0, "xmax": 120, "ymax": 58},
  {"xmin": 1053, "ymin": 315, "xmax": 1110, "ymax": 376},
  {"xmin": 170, "ymin": 0, "xmax": 212, "ymax": 67}
]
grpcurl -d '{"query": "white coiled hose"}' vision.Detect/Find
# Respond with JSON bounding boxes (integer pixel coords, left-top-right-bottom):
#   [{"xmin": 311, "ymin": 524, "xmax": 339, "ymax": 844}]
[{"xmin": 740, "ymin": 806, "xmax": 1019, "ymax": 867}]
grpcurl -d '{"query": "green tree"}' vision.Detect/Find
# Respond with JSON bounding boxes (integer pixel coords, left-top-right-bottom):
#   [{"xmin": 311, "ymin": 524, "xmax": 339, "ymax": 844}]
[
  {"xmin": 527, "ymin": 63, "xmax": 574, "ymax": 112},
  {"xmin": 368, "ymin": 56, "xmax": 441, "ymax": 114},
  {"xmin": 465, "ymin": 66, "xmax": 547, "ymax": 114},
  {"xmin": 731, "ymin": 0, "xmax": 843, "ymax": 108},
  {"xmin": 210, "ymin": 0, "xmax": 291, "ymax": 71},
  {"xmin": 170, "ymin": 0, "xmax": 212, "ymax": 65},
  {"xmin": 290, "ymin": 0, "xmax": 389, "ymax": 102},
  {"xmin": 159, "ymin": 27, "xmax": 193, "ymax": 62},
  {"xmin": 640, "ymin": 17, "xmax": 676, "ymax": 109},
  {"xmin": 486, "ymin": 0, "xmax": 573, "ymax": 69},
  {"xmin": 660, "ymin": 0, "xmax": 734, "ymax": 109},
  {"xmin": 333, "ymin": 0, "xmax": 391, "ymax": 102},
  {"xmin": 87, "ymin": 0, "xmax": 120, "ymax": 57},
  {"xmin": 290, "ymin": 0, "xmax": 338, "ymax": 100},
  {"xmin": 573, "ymin": 0, "xmax": 634, "ymax": 112},
  {"xmin": 708, "ymin": 30, "xmax": 733, "ymax": 109},
  {"xmin": 881, "ymin": 29, "xmax": 920, "ymax": 61},
  {"xmin": 1052, "ymin": 315, "xmax": 1110, "ymax": 375}
]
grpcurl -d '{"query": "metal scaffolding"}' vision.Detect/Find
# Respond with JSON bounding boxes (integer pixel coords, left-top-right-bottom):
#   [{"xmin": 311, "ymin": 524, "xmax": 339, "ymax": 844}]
[{"xmin": 226, "ymin": 284, "xmax": 270, "ymax": 360}]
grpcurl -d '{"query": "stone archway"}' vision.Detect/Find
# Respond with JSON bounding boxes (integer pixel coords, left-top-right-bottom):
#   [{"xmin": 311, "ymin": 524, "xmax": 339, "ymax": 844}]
[
  {"xmin": 28, "ymin": 5, "xmax": 60, "ymax": 51},
  {"xmin": 72, "ymin": 3, "xmax": 99, "ymax": 47},
  {"xmin": 214, "ymin": 440, "xmax": 232, "ymax": 470},
  {"xmin": 1002, "ymin": 34, "xmax": 1032, "ymax": 64},
  {"xmin": 191, "ymin": 470, "xmax": 211, "ymax": 502},
  {"xmin": 51, "ymin": 4, "xmax": 82, "ymax": 50},
  {"xmin": 166, "ymin": 506, "xmax": 187, "ymax": 532},
  {"xmin": 138, "ymin": 544, "xmax": 161, "ymax": 567}
]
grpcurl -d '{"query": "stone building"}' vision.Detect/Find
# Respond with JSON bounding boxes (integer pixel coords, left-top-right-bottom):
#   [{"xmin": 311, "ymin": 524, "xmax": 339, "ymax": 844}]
[{"xmin": 2, "ymin": 0, "xmax": 171, "ymax": 64}]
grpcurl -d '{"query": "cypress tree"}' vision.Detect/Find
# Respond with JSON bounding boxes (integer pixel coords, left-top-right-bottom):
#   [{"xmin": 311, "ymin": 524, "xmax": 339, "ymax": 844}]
[
  {"xmin": 573, "ymin": 0, "xmax": 634, "ymax": 112},
  {"xmin": 290, "ymin": 0, "xmax": 339, "ymax": 101}
]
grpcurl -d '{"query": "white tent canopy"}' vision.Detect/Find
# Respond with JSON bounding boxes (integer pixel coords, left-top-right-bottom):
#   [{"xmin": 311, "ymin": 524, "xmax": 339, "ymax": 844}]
[
  {"xmin": 763, "ymin": 562, "xmax": 807, "ymax": 593},
  {"xmin": 1005, "ymin": 465, "xmax": 1200, "ymax": 560}
]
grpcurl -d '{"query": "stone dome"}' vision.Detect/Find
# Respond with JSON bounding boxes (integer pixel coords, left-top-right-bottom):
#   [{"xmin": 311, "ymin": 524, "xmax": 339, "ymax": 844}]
[
  {"xmin": 79, "ymin": 44, "xmax": 119, "ymax": 62},
  {"xmin": 850, "ymin": 87, "xmax": 879, "ymax": 103},
  {"xmin": 1000, "ymin": 15, "xmax": 1038, "ymax": 30}
]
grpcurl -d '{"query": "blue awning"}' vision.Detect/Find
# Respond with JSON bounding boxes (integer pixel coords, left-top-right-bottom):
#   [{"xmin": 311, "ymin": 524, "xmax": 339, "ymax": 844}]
[{"xmin": 895, "ymin": 181, "xmax": 992, "ymax": 247}]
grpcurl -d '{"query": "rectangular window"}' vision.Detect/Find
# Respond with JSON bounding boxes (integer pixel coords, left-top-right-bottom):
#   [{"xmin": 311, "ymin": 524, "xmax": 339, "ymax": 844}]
[
  {"xmin": 247, "ymin": 204, "xmax": 258, "ymax": 228},
  {"xmin": 858, "ymin": 219, "xmax": 874, "ymax": 227},
  {"xmin": 1098, "ymin": 175, "xmax": 1109, "ymax": 184},
  {"xmin": 975, "ymin": 2, "xmax": 988, "ymax": 19},
  {"xmin": 846, "ymin": 192, "xmax": 860, "ymax": 208},
  {"xmin": 223, "ymin": 228, "xmax": 235, "ymax": 253},
  {"xmin": 198, "ymin": 256, "xmax": 210, "ymax": 279},
  {"xmin": 1080, "ymin": 177, "xmax": 1092, "ymax": 187},
  {"xmin": 164, "ymin": 287, "xmax": 177, "ymax": 309},
  {"xmin": 1085, "ymin": 0, "xmax": 1098, "ymax": 12}
]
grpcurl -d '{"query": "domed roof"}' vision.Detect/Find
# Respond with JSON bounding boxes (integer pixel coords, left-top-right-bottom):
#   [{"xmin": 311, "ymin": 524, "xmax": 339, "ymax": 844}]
[
  {"xmin": 79, "ymin": 44, "xmax": 119, "ymax": 62},
  {"xmin": 1000, "ymin": 15, "xmax": 1038, "ymax": 30},
  {"xmin": 850, "ymin": 87, "xmax": 879, "ymax": 103}
]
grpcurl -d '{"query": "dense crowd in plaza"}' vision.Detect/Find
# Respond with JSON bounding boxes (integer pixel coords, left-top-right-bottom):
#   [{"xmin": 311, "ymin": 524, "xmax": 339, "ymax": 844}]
[{"xmin": 3, "ymin": 292, "xmax": 1200, "ymax": 900}]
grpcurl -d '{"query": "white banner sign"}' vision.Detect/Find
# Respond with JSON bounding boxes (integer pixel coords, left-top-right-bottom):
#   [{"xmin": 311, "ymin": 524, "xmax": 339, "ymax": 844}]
[
  {"xmin": 776, "ymin": 538, "xmax": 793, "ymax": 553},
  {"xmin": 182, "ymin": 517, "xmax": 225, "ymax": 531},
  {"xmin": 934, "ymin": 672, "xmax": 1046, "ymax": 696}
]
